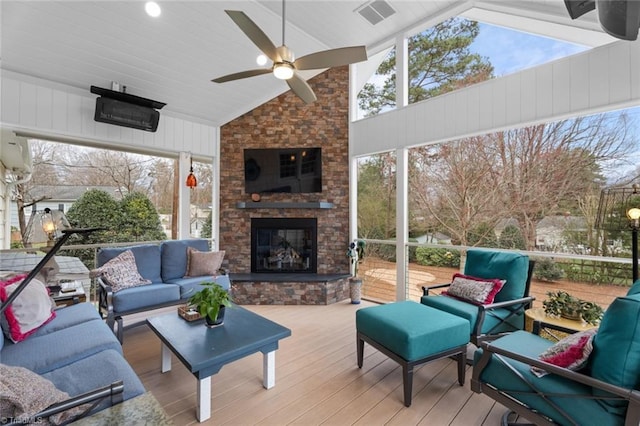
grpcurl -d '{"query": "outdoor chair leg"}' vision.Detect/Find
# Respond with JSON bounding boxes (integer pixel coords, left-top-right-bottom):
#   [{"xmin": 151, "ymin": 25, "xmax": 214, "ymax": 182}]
[
  {"xmin": 357, "ymin": 336, "xmax": 364, "ymax": 368},
  {"xmin": 116, "ymin": 317, "xmax": 124, "ymax": 343},
  {"xmin": 403, "ymin": 364, "xmax": 414, "ymax": 407},
  {"xmin": 457, "ymin": 351, "xmax": 466, "ymax": 385}
]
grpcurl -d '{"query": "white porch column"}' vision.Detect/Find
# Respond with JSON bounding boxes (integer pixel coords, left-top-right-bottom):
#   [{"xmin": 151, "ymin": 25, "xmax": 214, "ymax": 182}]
[
  {"xmin": 396, "ymin": 147, "xmax": 408, "ymax": 301},
  {"xmin": 396, "ymin": 35, "xmax": 408, "ymax": 108},
  {"xmin": 178, "ymin": 151, "xmax": 191, "ymax": 239},
  {"xmin": 349, "ymin": 63, "xmax": 359, "ymax": 243},
  {"xmin": 212, "ymin": 127, "xmax": 221, "ymax": 250}
]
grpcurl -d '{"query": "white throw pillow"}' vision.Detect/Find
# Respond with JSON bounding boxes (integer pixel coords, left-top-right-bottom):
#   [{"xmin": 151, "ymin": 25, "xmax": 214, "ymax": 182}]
[{"xmin": 0, "ymin": 274, "xmax": 56, "ymax": 342}]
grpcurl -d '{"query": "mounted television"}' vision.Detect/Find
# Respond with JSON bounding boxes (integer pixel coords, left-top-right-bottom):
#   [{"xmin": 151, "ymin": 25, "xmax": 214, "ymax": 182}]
[{"xmin": 244, "ymin": 148, "xmax": 322, "ymax": 194}]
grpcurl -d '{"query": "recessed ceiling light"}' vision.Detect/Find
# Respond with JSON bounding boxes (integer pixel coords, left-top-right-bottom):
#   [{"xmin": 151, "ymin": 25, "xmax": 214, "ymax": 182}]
[
  {"xmin": 145, "ymin": 1, "xmax": 161, "ymax": 18},
  {"xmin": 256, "ymin": 54, "xmax": 268, "ymax": 66}
]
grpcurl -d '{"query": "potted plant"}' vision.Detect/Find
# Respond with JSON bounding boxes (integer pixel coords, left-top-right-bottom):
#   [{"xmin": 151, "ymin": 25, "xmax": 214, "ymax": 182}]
[
  {"xmin": 347, "ymin": 239, "xmax": 366, "ymax": 304},
  {"xmin": 542, "ymin": 291, "xmax": 604, "ymax": 325},
  {"xmin": 188, "ymin": 281, "xmax": 232, "ymax": 327}
]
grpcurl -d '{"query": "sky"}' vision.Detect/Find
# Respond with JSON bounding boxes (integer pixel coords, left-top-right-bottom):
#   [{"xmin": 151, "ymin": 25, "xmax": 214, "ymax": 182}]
[
  {"xmin": 471, "ymin": 23, "xmax": 588, "ymax": 77},
  {"xmin": 360, "ymin": 20, "xmax": 640, "ymax": 182},
  {"xmin": 469, "ymin": 23, "xmax": 640, "ymax": 184}
]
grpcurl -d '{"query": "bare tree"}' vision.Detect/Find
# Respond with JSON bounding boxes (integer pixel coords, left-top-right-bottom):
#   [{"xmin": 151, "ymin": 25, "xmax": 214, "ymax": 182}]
[
  {"xmin": 147, "ymin": 158, "xmax": 176, "ymax": 214},
  {"xmin": 357, "ymin": 153, "xmax": 397, "ymax": 239},
  {"xmin": 69, "ymin": 149, "xmax": 153, "ymax": 195},
  {"xmin": 494, "ymin": 114, "xmax": 633, "ymax": 249},
  {"xmin": 410, "ymin": 136, "xmax": 507, "ymax": 246},
  {"xmin": 409, "ymin": 113, "xmax": 634, "ymax": 251}
]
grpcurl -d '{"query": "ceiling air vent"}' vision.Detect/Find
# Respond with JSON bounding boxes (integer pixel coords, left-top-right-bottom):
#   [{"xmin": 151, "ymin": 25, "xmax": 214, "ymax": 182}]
[{"xmin": 356, "ymin": 0, "xmax": 396, "ymax": 25}]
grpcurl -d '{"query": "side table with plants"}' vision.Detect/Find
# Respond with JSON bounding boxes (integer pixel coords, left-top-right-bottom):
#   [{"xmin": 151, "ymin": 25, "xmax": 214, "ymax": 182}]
[{"xmin": 542, "ymin": 290, "xmax": 604, "ymax": 326}]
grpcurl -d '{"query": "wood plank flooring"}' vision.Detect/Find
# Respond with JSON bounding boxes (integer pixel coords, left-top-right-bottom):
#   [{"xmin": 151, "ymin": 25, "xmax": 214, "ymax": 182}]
[{"xmin": 122, "ymin": 301, "xmax": 508, "ymax": 425}]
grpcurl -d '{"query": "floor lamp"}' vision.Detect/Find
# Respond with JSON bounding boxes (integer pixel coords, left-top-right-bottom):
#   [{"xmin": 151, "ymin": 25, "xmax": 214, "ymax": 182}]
[{"xmin": 628, "ymin": 207, "xmax": 640, "ymax": 283}]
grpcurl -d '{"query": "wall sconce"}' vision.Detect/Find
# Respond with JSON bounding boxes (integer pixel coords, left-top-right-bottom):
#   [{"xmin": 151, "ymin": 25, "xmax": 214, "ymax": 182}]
[{"xmin": 186, "ymin": 156, "xmax": 197, "ymax": 189}]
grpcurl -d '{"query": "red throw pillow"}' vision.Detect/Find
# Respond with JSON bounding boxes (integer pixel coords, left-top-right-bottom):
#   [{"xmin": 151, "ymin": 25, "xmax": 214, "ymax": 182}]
[
  {"xmin": 443, "ymin": 273, "xmax": 505, "ymax": 305},
  {"xmin": 0, "ymin": 274, "xmax": 56, "ymax": 342},
  {"xmin": 531, "ymin": 328, "xmax": 597, "ymax": 377}
]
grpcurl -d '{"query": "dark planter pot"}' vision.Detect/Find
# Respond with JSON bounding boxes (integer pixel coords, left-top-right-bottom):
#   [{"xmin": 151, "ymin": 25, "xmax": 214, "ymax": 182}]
[{"xmin": 204, "ymin": 305, "xmax": 226, "ymax": 327}]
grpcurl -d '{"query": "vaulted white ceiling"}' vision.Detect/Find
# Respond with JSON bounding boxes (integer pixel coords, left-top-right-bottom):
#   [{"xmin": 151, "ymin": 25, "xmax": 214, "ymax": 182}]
[{"xmin": 1, "ymin": 1, "xmax": 612, "ymax": 127}]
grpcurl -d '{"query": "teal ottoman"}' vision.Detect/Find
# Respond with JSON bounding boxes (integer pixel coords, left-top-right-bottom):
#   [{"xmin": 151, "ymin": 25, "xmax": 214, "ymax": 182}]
[{"xmin": 356, "ymin": 301, "xmax": 470, "ymax": 406}]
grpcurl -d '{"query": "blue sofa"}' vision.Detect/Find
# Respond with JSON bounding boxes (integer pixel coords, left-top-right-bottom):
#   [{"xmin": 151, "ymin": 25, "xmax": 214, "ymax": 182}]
[
  {"xmin": 1, "ymin": 302, "xmax": 145, "ymax": 420},
  {"xmin": 97, "ymin": 239, "xmax": 231, "ymax": 342}
]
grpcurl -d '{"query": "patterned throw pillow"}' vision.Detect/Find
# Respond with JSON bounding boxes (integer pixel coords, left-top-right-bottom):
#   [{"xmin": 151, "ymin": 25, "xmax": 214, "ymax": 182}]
[
  {"xmin": 443, "ymin": 273, "xmax": 506, "ymax": 305},
  {"xmin": 531, "ymin": 328, "xmax": 597, "ymax": 377},
  {"xmin": 90, "ymin": 250, "xmax": 151, "ymax": 292},
  {"xmin": 0, "ymin": 364, "xmax": 89, "ymax": 424},
  {"xmin": 0, "ymin": 274, "xmax": 56, "ymax": 343},
  {"xmin": 184, "ymin": 247, "xmax": 225, "ymax": 277}
]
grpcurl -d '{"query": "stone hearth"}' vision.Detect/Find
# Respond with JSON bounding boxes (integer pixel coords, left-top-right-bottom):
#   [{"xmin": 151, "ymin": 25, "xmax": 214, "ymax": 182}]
[
  {"xmin": 219, "ymin": 66, "xmax": 351, "ymax": 305},
  {"xmin": 230, "ymin": 273, "xmax": 351, "ymax": 305}
]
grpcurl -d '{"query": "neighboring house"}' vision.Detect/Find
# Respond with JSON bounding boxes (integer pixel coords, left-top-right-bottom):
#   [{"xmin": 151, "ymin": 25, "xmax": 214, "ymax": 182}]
[
  {"xmin": 10, "ymin": 185, "xmax": 122, "ymax": 230},
  {"xmin": 535, "ymin": 215, "xmax": 587, "ymax": 253},
  {"xmin": 415, "ymin": 232, "xmax": 452, "ymax": 245},
  {"xmin": 189, "ymin": 205, "xmax": 211, "ymax": 239},
  {"xmin": 159, "ymin": 214, "xmax": 172, "ymax": 238}
]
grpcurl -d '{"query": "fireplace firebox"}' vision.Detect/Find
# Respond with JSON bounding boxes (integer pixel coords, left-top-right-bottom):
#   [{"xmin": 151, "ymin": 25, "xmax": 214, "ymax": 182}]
[{"xmin": 251, "ymin": 218, "xmax": 317, "ymax": 273}]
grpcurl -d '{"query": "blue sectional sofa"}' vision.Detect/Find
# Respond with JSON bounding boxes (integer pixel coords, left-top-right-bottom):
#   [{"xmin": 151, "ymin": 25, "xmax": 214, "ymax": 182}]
[
  {"xmin": 97, "ymin": 239, "xmax": 231, "ymax": 342},
  {"xmin": 1, "ymin": 302, "xmax": 145, "ymax": 421}
]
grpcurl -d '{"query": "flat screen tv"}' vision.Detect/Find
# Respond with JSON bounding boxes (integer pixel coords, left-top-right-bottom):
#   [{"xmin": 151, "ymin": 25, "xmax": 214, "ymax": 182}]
[{"xmin": 244, "ymin": 148, "xmax": 322, "ymax": 194}]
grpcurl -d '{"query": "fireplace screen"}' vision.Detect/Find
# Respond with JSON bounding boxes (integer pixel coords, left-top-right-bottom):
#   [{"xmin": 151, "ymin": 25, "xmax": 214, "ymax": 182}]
[{"xmin": 251, "ymin": 218, "xmax": 317, "ymax": 273}]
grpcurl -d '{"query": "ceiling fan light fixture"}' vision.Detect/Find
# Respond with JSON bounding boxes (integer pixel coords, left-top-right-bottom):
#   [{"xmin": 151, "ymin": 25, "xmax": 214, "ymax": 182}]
[
  {"xmin": 145, "ymin": 1, "xmax": 161, "ymax": 18},
  {"xmin": 273, "ymin": 63, "xmax": 294, "ymax": 80},
  {"xmin": 256, "ymin": 54, "xmax": 268, "ymax": 66}
]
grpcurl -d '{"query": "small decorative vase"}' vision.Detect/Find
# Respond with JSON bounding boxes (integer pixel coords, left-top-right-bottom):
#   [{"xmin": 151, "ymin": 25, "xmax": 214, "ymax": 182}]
[
  {"xmin": 204, "ymin": 306, "xmax": 226, "ymax": 327},
  {"xmin": 349, "ymin": 278, "xmax": 362, "ymax": 304}
]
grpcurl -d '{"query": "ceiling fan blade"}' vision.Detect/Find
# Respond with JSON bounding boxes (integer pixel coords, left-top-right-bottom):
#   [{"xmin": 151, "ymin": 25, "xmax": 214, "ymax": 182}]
[
  {"xmin": 225, "ymin": 10, "xmax": 279, "ymax": 62},
  {"xmin": 212, "ymin": 68, "xmax": 272, "ymax": 83},
  {"xmin": 295, "ymin": 46, "xmax": 368, "ymax": 70},
  {"xmin": 287, "ymin": 73, "xmax": 317, "ymax": 104}
]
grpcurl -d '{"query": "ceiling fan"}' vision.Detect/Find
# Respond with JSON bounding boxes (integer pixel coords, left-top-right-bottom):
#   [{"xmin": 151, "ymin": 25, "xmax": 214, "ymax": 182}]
[{"xmin": 212, "ymin": 0, "xmax": 368, "ymax": 104}]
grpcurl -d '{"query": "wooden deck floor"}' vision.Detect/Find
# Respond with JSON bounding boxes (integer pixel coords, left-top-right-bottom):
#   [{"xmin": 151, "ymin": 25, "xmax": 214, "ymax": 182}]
[{"xmin": 122, "ymin": 301, "xmax": 509, "ymax": 425}]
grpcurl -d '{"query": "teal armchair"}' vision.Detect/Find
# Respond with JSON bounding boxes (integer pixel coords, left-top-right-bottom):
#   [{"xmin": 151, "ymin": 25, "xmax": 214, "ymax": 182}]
[
  {"xmin": 421, "ymin": 249, "xmax": 535, "ymax": 345},
  {"xmin": 471, "ymin": 293, "xmax": 640, "ymax": 426}
]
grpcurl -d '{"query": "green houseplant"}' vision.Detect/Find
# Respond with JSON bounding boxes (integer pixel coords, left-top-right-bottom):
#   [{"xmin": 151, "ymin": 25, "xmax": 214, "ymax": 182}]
[
  {"xmin": 542, "ymin": 291, "xmax": 604, "ymax": 326},
  {"xmin": 188, "ymin": 281, "xmax": 232, "ymax": 327}
]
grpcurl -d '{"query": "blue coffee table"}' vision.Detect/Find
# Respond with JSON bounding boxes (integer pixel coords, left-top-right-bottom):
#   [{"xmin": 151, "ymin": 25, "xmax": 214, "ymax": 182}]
[{"xmin": 146, "ymin": 305, "xmax": 291, "ymax": 422}]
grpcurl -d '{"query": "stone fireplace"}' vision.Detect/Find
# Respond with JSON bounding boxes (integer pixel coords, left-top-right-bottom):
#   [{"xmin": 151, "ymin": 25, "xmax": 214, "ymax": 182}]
[
  {"xmin": 251, "ymin": 218, "xmax": 317, "ymax": 273},
  {"xmin": 219, "ymin": 66, "xmax": 352, "ymax": 305}
]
